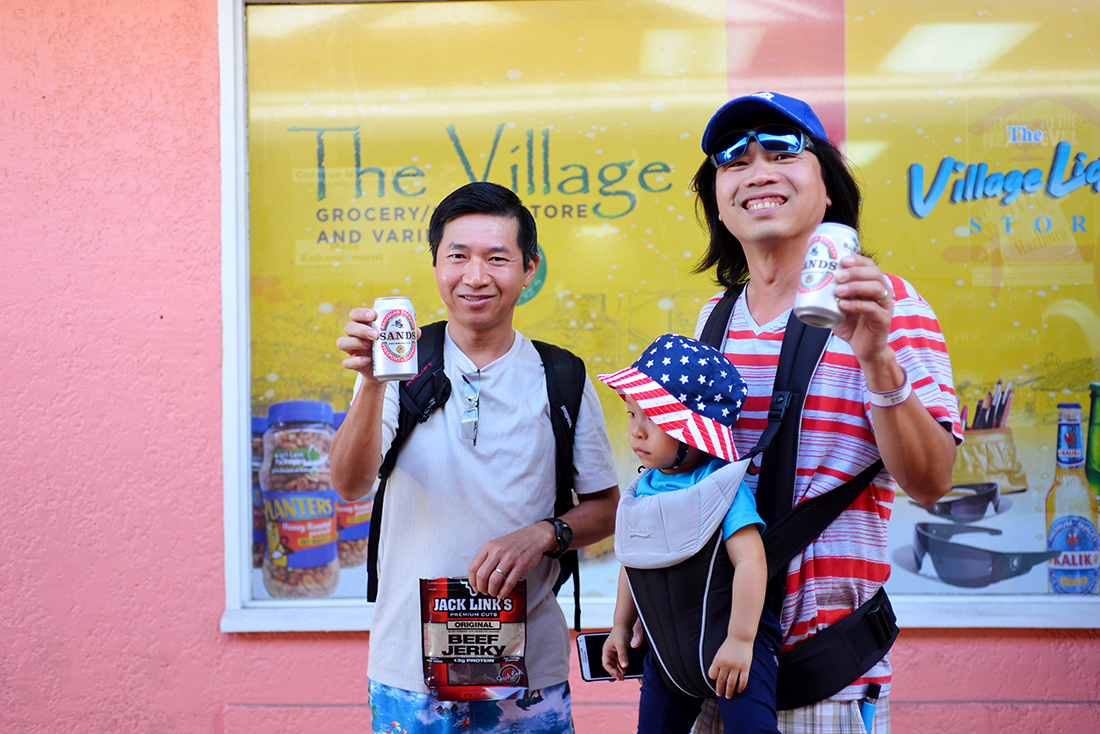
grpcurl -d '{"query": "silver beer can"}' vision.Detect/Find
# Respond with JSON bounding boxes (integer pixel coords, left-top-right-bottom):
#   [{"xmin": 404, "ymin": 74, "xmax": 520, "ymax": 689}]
[
  {"xmin": 372, "ymin": 297, "xmax": 418, "ymax": 381},
  {"xmin": 793, "ymin": 223, "xmax": 860, "ymax": 328}
]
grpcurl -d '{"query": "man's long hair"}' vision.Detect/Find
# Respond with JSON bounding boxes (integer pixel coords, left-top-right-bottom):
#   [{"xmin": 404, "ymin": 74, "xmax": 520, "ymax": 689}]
[
  {"xmin": 428, "ymin": 182, "xmax": 539, "ymax": 269},
  {"xmin": 691, "ymin": 136, "xmax": 862, "ymax": 289}
]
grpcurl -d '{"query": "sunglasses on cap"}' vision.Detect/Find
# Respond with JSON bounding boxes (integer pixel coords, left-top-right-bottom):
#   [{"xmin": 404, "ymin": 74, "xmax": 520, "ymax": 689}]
[
  {"xmin": 710, "ymin": 125, "xmax": 813, "ymax": 168},
  {"xmin": 913, "ymin": 523, "xmax": 1059, "ymax": 588},
  {"xmin": 909, "ymin": 482, "xmax": 1005, "ymax": 524}
]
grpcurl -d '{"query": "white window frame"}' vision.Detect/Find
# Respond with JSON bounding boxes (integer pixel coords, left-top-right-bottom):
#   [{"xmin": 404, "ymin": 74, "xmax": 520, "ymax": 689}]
[{"xmin": 218, "ymin": 0, "xmax": 1098, "ymax": 632}]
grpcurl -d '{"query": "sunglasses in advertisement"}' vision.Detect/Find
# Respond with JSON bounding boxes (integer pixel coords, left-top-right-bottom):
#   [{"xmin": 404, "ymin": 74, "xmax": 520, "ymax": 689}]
[
  {"xmin": 909, "ymin": 482, "xmax": 1006, "ymax": 524},
  {"xmin": 913, "ymin": 523, "xmax": 1059, "ymax": 588},
  {"xmin": 710, "ymin": 125, "xmax": 813, "ymax": 168}
]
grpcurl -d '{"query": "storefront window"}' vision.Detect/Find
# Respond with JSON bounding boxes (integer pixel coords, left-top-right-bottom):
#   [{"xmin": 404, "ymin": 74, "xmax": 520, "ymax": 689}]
[{"xmin": 223, "ymin": 0, "xmax": 1100, "ymax": 631}]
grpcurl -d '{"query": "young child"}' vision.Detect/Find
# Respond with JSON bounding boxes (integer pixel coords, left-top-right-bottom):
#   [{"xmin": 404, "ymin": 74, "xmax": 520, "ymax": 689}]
[{"xmin": 597, "ymin": 333, "xmax": 780, "ymax": 734}]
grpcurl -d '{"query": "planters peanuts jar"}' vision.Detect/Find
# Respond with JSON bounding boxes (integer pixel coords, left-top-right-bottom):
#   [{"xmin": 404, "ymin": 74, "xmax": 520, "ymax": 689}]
[{"xmin": 260, "ymin": 400, "xmax": 340, "ymax": 598}]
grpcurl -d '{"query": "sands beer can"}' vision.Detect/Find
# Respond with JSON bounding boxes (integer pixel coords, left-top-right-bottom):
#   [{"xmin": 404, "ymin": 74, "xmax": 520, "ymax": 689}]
[
  {"xmin": 372, "ymin": 297, "xmax": 418, "ymax": 381},
  {"xmin": 793, "ymin": 223, "xmax": 861, "ymax": 328}
]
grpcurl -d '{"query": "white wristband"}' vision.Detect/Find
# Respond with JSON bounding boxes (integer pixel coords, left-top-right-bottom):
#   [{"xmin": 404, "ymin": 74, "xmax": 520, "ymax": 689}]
[{"xmin": 867, "ymin": 369, "xmax": 912, "ymax": 408}]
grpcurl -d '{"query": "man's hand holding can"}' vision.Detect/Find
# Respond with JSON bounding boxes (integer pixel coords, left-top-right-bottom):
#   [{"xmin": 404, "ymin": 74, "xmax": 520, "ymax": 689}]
[{"xmin": 336, "ymin": 297, "xmax": 418, "ymax": 383}]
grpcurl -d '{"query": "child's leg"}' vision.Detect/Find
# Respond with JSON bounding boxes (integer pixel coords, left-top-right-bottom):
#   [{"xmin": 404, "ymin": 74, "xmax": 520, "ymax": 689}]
[
  {"xmin": 714, "ymin": 607, "xmax": 782, "ymax": 734},
  {"xmin": 637, "ymin": 651, "xmax": 704, "ymax": 734}
]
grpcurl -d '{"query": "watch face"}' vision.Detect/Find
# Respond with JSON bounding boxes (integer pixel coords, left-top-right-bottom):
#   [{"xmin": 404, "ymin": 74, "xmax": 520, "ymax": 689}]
[{"xmin": 559, "ymin": 521, "xmax": 573, "ymax": 547}]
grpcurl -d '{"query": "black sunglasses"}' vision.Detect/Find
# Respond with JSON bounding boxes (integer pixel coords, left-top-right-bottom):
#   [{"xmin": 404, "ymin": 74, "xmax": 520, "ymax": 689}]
[
  {"xmin": 913, "ymin": 523, "xmax": 1059, "ymax": 588},
  {"xmin": 909, "ymin": 482, "xmax": 1005, "ymax": 524},
  {"xmin": 710, "ymin": 125, "xmax": 813, "ymax": 168}
]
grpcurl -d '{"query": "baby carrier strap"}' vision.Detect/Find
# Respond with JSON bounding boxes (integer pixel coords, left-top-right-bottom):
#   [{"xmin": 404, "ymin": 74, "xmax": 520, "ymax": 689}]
[
  {"xmin": 697, "ymin": 285, "xmax": 742, "ymax": 349},
  {"xmin": 754, "ymin": 313, "xmax": 831, "ymax": 608},
  {"xmin": 699, "ymin": 287, "xmax": 898, "ymax": 710},
  {"xmin": 774, "ymin": 586, "xmax": 896, "ymax": 710}
]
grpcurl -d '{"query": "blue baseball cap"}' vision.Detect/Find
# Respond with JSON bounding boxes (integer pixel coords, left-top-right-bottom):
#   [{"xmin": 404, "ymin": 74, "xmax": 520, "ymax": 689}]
[{"xmin": 701, "ymin": 92, "xmax": 827, "ymax": 155}]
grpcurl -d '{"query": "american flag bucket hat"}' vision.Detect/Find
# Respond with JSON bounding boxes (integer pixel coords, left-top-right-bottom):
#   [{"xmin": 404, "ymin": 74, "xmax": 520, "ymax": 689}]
[{"xmin": 598, "ymin": 334, "xmax": 748, "ymax": 463}]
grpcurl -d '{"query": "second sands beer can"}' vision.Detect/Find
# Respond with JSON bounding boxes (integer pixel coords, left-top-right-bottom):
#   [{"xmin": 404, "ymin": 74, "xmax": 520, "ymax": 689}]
[
  {"xmin": 372, "ymin": 297, "xmax": 418, "ymax": 381},
  {"xmin": 793, "ymin": 223, "xmax": 860, "ymax": 328}
]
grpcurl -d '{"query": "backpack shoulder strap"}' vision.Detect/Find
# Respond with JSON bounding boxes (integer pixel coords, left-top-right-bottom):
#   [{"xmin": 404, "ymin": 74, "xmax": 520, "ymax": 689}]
[
  {"xmin": 367, "ymin": 321, "xmax": 451, "ymax": 602},
  {"xmin": 532, "ymin": 339, "xmax": 585, "ymax": 506},
  {"xmin": 381, "ymin": 321, "xmax": 450, "ymax": 479},
  {"xmin": 532, "ymin": 339, "xmax": 586, "ymax": 630}
]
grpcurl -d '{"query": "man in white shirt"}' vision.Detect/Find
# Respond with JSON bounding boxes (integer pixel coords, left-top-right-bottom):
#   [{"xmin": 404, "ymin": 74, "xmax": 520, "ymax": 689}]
[{"xmin": 332, "ymin": 181, "xmax": 620, "ymax": 734}]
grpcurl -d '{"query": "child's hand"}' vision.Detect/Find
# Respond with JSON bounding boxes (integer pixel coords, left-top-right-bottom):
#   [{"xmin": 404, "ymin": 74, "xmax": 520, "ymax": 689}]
[
  {"xmin": 708, "ymin": 635, "xmax": 753, "ymax": 698},
  {"xmin": 601, "ymin": 626, "xmax": 634, "ymax": 681}
]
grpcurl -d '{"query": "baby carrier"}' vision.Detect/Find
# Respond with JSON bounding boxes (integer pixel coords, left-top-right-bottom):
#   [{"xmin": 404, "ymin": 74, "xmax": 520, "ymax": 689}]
[
  {"xmin": 617, "ymin": 288, "xmax": 897, "ymax": 709},
  {"xmin": 616, "ymin": 460, "xmax": 754, "ymax": 699}
]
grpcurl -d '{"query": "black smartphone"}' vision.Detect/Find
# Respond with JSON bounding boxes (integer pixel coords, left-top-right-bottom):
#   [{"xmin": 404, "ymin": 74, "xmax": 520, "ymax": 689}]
[{"xmin": 576, "ymin": 631, "xmax": 649, "ymax": 681}]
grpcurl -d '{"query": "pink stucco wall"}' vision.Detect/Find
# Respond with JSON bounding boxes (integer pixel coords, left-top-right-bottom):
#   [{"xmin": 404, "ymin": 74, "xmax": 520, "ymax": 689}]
[{"xmin": 1, "ymin": 1, "xmax": 1097, "ymax": 732}]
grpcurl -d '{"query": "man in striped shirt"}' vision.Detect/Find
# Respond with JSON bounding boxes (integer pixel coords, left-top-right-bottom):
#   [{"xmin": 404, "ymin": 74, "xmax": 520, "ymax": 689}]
[{"xmin": 689, "ymin": 93, "xmax": 963, "ymax": 733}]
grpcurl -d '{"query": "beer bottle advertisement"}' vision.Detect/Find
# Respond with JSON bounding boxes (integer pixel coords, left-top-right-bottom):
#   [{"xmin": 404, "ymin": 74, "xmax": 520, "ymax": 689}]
[{"xmin": 1046, "ymin": 404, "xmax": 1100, "ymax": 594}]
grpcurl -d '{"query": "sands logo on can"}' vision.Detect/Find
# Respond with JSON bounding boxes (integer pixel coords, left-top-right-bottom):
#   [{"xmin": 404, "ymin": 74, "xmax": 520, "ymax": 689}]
[
  {"xmin": 378, "ymin": 309, "xmax": 416, "ymax": 362},
  {"xmin": 799, "ymin": 236, "xmax": 842, "ymax": 293}
]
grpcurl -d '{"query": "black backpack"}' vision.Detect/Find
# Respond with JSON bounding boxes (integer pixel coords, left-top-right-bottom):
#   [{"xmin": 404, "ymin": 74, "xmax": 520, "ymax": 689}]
[
  {"xmin": 697, "ymin": 286, "xmax": 897, "ymax": 710},
  {"xmin": 367, "ymin": 321, "xmax": 589, "ymax": 630}
]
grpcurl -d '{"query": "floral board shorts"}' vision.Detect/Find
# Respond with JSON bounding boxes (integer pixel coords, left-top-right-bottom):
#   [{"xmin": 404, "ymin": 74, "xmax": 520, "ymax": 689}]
[{"xmin": 368, "ymin": 679, "xmax": 574, "ymax": 734}]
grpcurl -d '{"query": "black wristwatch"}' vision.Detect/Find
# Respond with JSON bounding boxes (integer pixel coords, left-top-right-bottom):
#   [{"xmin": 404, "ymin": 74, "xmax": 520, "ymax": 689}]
[{"xmin": 541, "ymin": 517, "xmax": 573, "ymax": 559}]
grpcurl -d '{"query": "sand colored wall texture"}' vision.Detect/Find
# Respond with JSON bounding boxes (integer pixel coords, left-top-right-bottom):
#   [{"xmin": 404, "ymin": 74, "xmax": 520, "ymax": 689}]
[{"xmin": 0, "ymin": 1, "xmax": 1097, "ymax": 732}]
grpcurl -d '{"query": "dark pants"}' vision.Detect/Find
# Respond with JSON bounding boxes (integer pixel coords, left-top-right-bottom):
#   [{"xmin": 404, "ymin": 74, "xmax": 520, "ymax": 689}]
[{"xmin": 636, "ymin": 607, "xmax": 781, "ymax": 734}]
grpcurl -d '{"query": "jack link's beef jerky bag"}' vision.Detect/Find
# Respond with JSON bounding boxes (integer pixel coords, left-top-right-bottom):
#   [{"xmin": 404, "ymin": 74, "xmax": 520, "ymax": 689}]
[{"xmin": 420, "ymin": 578, "xmax": 528, "ymax": 701}]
